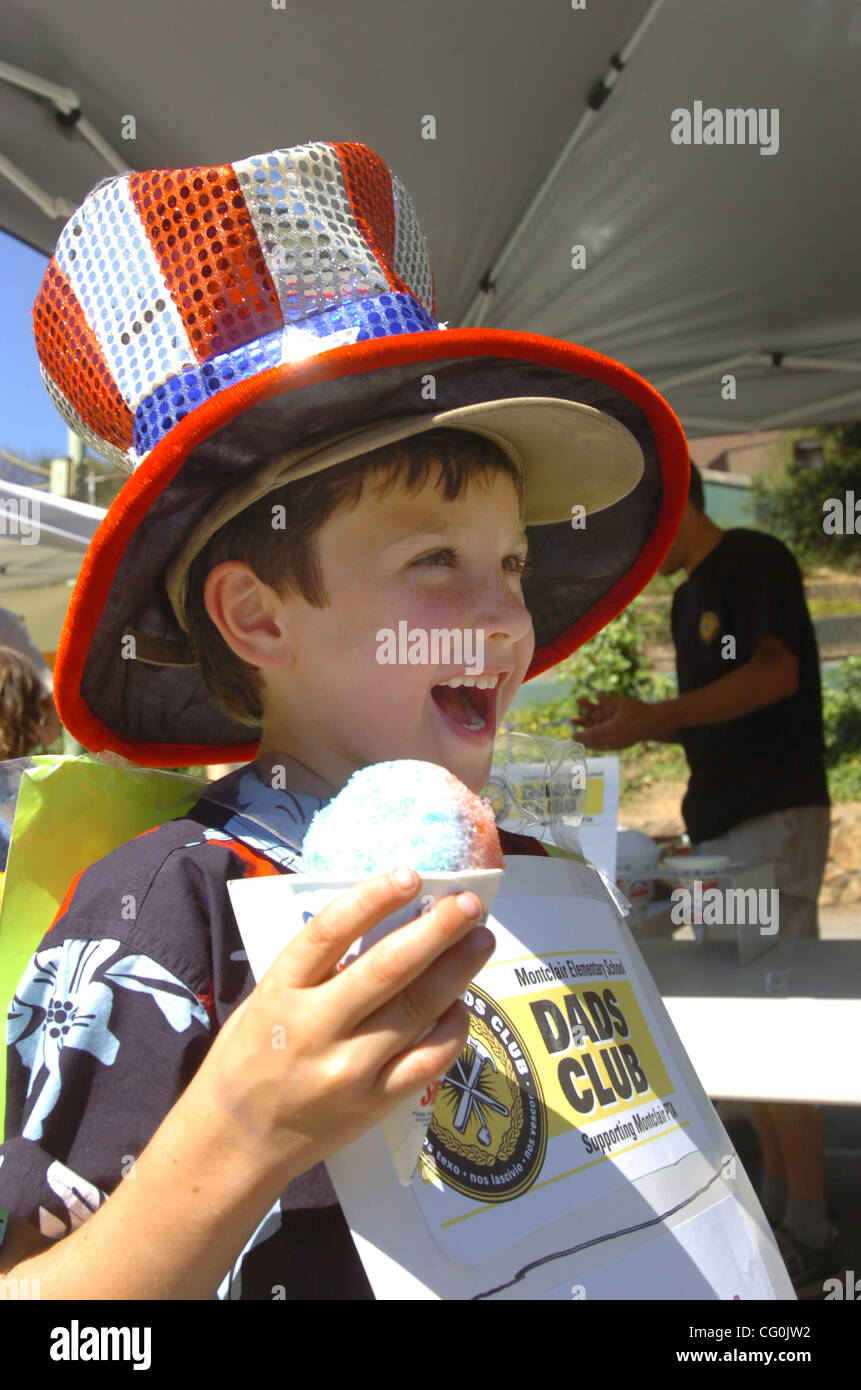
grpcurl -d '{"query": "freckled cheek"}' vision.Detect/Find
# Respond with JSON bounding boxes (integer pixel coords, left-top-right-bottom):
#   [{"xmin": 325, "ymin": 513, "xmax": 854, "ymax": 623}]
[{"xmin": 415, "ymin": 584, "xmax": 475, "ymax": 628}]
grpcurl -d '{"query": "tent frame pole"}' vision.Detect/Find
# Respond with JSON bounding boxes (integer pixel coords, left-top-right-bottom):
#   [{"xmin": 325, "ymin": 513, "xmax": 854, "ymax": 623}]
[
  {"xmin": 461, "ymin": 0, "xmax": 668, "ymax": 328},
  {"xmin": 0, "ymin": 59, "xmax": 130, "ymax": 223}
]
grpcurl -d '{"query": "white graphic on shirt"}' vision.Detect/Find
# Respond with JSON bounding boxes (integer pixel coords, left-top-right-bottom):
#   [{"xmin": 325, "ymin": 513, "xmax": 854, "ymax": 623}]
[{"xmin": 7, "ymin": 939, "xmax": 209, "ymax": 1141}]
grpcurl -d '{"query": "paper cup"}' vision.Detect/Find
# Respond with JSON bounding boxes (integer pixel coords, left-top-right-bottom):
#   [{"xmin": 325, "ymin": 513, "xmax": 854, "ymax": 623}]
[
  {"xmin": 232, "ymin": 868, "xmax": 503, "ymax": 1186},
  {"xmin": 661, "ymin": 855, "xmax": 730, "ymax": 932}
]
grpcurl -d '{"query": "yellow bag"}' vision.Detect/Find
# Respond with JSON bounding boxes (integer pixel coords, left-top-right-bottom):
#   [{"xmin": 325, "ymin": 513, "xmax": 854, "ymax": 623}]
[{"xmin": 0, "ymin": 754, "xmax": 207, "ymax": 1134}]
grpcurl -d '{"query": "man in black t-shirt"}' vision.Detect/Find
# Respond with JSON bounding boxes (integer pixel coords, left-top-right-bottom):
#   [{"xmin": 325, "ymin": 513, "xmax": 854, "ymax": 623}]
[{"xmin": 575, "ymin": 464, "xmax": 840, "ymax": 1293}]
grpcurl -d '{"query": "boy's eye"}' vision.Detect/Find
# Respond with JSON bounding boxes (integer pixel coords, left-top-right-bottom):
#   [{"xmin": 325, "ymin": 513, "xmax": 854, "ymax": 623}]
[
  {"xmin": 413, "ymin": 548, "xmax": 532, "ymax": 574},
  {"xmin": 415, "ymin": 548, "xmax": 456, "ymax": 566}
]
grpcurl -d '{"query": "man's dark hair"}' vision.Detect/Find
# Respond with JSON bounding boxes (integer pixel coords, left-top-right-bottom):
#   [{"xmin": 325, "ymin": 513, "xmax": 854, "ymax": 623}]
[{"xmin": 688, "ymin": 460, "xmax": 705, "ymax": 513}]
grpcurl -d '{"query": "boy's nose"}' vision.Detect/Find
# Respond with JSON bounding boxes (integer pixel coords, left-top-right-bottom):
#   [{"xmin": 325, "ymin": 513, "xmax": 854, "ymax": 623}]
[{"xmin": 469, "ymin": 576, "xmax": 534, "ymax": 648}]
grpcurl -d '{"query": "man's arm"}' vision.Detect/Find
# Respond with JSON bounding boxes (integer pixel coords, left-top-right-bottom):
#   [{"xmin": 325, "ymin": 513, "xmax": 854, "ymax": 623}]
[
  {"xmin": 576, "ymin": 636, "xmax": 799, "ymax": 750},
  {"xmin": 659, "ymin": 634, "xmax": 798, "ymax": 729}
]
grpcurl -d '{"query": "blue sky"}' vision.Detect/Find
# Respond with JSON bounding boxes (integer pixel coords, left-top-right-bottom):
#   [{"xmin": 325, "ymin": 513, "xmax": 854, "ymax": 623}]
[{"xmin": 0, "ymin": 229, "xmax": 69, "ymax": 462}]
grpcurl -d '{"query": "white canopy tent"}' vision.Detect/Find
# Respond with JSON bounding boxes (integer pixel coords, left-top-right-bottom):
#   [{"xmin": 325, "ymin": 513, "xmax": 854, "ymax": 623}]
[
  {"xmin": 0, "ymin": 481, "xmax": 104, "ymax": 650},
  {"xmin": 1, "ymin": 0, "xmax": 859, "ymax": 439}
]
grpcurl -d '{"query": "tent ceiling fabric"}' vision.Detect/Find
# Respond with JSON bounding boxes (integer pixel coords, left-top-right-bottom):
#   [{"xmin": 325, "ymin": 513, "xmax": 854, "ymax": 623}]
[
  {"xmin": 2, "ymin": 0, "xmax": 860, "ymax": 437},
  {"xmin": 0, "ymin": 482, "xmax": 104, "ymax": 589}
]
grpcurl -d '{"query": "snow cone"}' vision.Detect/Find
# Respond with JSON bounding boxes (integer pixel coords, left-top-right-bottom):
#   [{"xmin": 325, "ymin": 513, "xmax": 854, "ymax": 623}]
[{"xmin": 296, "ymin": 760, "xmax": 504, "ymax": 1183}]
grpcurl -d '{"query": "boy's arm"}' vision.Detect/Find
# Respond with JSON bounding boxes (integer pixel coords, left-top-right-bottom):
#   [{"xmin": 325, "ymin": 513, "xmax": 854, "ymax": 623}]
[
  {"xmin": 1, "ymin": 869, "xmax": 493, "ymax": 1299},
  {"xmin": 0, "ymin": 1066, "xmax": 294, "ymax": 1299},
  {"xmin": 0, "ymin": 1088, "xmax": 280, "ymax": 1299}
]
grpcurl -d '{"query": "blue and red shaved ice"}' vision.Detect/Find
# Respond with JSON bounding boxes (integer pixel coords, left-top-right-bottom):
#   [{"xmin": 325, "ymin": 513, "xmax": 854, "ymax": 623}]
[{"xmin": 301, "ymin": 760, "xmax": 504, "ymax": 874}]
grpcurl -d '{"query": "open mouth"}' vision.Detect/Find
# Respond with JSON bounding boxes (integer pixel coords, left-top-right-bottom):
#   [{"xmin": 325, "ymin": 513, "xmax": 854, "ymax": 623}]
[{"xmin": 430, "ymin": 674, "xmax": 505, "ymax": 738}]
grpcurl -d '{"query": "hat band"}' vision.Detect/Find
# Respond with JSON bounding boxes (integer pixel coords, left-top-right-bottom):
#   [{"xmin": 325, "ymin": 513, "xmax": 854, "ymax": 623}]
[{"xmin": 133, "ymin": 291, "xmax": 442, "ymax": 457}]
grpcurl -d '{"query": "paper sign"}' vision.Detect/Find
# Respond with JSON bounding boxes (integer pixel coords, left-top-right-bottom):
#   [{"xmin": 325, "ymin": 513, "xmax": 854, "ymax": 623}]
[
  {"xmin": 407, "ymin": 869, "xmax": 704, "ymax": 1266},
  {"xmin": 579, "ymin": 757, "xmax": 620, "ymax": 881},
  {"xmin": 229, "ymin": 854, "xmax": 793, "ymax": 1299},
  {"xmin": 540, "ymin": 1196, "xmax": 777, "ymax": 1301}
]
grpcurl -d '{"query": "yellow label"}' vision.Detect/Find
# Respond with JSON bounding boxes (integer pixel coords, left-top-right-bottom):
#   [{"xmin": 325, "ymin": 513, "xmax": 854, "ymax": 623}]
[
  {"xmin": 503, "ymin": 979, "xmax": 674, "ymax": 1138},
  {"xmin": 584, "ymin": 775, "xmax": 604, "ymax": 816}
]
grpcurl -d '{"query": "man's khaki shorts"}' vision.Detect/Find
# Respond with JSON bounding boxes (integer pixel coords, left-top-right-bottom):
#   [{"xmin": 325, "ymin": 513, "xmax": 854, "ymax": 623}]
[{"xmin": 694, "ymin": 805, "xmax": 831, "ymax": 940}]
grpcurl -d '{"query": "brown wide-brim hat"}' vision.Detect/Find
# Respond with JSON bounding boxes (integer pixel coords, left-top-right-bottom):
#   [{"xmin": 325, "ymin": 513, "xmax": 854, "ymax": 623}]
[{"xmin": 37, "ymin": 141, "xmax": 689, "ymax": 767}]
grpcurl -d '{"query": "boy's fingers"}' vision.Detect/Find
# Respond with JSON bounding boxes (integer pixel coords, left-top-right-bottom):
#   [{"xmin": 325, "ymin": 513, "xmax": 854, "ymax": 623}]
[
  {"xmin": 274, "ymin": 870, "xmax": 421, "ymax": 988},
  {"xmin": 374, "ymin": 999, "xmax": 471, "ymax": 1102},
  {"xmin": 365, "ymin": 929, "xmax": 492, "ymax": 1062},
  {"xmin": 336, "ymin": 895, "xmax": 493, "ymax": 1036}
]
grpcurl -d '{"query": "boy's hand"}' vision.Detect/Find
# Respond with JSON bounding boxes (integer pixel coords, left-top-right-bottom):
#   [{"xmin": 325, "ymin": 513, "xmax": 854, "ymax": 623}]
[{"xmin": 198, "ymin": 869, "xmax": 494, "ymax": 1180}]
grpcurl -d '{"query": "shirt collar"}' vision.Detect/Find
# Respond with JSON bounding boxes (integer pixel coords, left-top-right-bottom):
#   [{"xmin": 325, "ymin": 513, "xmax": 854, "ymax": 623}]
[{"xmin": 193, "ymin": 753, "xmax": 335, "ymax": 870}]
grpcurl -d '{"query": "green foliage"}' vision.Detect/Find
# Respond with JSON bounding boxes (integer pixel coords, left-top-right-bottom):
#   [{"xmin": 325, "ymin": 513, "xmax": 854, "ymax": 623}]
[
  {"xmin": 822, "ymin": 656, "xmax": 861, "ymax": 798},
  {"xmin": 505, "ymin": 639, "xmax": 861, "ymax": 805},
  {"xmin": 750, "ymin": 425, "xmax": 861, "ymax": 572},
  {"xmin": 501, "ymin": 696, "xmax": 573, "ymax": 742},
  {"xmin": 501, "ymin": 597, "xmax": 683, "ymax": 793},
  {"xmin": 618, "ymin": 740, "xmax": 689, "ymax": 794},
  {"xmin": 828, "ymin": 761, "xmax": 861, "ymax": 801},
  {"xmin": 808, "ymin": 597, "xmax": 861, "ymax": 618},
  {"xmin": 550, "ymin": 597, "xmax": 673, "ymax": 706}
]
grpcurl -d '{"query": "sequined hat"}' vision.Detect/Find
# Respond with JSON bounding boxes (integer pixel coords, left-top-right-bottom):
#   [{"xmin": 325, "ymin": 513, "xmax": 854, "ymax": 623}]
[{"xmin": 37, "ymin": 141, "xmax": 689, "ymax": 767}]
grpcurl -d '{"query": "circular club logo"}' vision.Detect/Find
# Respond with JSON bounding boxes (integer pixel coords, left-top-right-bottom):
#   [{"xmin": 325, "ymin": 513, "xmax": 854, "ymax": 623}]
[
  {"xmin": 698, "ymin": 610, "xmax": 721, "ymax": 644},
  {"xmin": 423, "ymin": 985, "xmax": 547, "ymax": 1202}
]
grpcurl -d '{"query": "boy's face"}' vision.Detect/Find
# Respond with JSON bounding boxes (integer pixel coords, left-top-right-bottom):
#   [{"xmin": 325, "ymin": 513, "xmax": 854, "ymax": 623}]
[{"xmin": 256, "ymin": 462, "xmax": 535, "ymax": 794}]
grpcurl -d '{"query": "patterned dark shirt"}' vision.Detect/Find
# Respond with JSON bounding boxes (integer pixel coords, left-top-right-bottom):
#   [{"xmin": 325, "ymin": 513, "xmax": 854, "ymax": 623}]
[{"xmin": 0, "ymin": 759, "xmax": 547, "ymax": 1298}]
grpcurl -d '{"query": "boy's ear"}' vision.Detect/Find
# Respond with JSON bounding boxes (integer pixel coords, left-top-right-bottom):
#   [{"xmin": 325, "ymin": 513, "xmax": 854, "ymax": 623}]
[{"xmin": 203, "ymin": 561, "xmax": 291, "ymax": 670}]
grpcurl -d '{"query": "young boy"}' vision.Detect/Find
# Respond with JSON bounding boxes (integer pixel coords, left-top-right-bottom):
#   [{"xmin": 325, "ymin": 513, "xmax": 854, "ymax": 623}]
[{"xmin": 0, "ymin": 141, "xmax": 688, "ymax": 1298}]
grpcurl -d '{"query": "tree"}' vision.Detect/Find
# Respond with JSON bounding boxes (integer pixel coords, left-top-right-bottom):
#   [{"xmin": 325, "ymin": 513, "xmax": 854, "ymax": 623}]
[{"xmin": 751, "ymin": 425, "xmax": 861, "ymax": 571}]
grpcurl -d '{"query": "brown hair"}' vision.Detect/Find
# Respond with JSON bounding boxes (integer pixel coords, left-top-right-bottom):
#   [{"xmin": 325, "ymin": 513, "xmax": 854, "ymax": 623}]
[
  {"xmin": 184, "ymin": 426, "xmax": 524, "ymax": 727},
  {"xmin": 0, "ymin": 646, "xmax": 49, "ymax": 759}
]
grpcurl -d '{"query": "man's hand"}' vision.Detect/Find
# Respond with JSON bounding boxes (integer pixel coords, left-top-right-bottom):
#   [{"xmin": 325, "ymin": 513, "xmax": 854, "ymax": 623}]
[
  {"xmin": 572, "ymin": 636, "xmax": 799, "ymax": 751},
  {"xmin": 573, "ymin": 694, "xmax": 670, "ymax": 750}
]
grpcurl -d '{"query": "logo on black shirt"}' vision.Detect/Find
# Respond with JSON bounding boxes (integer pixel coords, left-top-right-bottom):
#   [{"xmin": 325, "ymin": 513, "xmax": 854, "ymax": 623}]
[{"xmin": 698, "ymin": 610, "xmax": 721, "ymax": 644}]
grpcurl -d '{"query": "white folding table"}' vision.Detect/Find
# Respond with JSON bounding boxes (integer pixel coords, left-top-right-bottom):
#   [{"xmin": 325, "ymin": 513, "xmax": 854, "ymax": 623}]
[{"xmin": 638, "ymin": 937, "xmax": 861, "ymax": 1106}]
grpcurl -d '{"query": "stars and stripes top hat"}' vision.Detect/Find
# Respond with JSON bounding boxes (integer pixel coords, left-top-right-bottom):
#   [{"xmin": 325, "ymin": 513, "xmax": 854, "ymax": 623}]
[{"xmin": 36, "ymin": 140, "xmax": 689, "ymax": 767}]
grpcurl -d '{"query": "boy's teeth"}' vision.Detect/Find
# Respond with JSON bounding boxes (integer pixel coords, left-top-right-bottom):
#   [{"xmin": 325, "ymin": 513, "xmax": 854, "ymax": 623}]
[
  {"xmin": 437, "ymin": 675, "xmax": 499, "ymax": 690},
  {"xmin": 431, "ymin": 679, "xmax": 490, "ymax": 731}
]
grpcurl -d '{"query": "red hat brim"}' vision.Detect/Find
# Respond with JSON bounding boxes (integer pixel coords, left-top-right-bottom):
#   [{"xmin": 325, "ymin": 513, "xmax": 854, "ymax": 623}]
[{"xmin": 54, "ymin": 328, "xmax": 688, "ymax": 767}]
